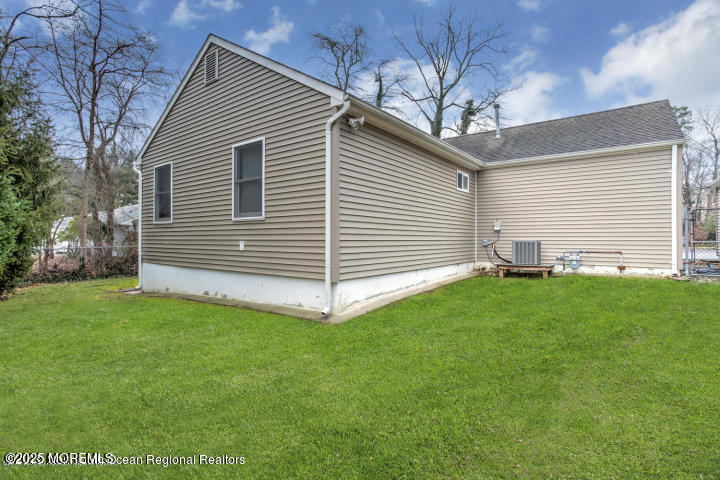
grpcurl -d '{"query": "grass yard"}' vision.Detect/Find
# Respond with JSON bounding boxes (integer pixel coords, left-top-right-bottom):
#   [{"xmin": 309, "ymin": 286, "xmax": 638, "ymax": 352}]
[{"xmin": 1, "ymin": 276, "xmax": 719, "ymax": 479}]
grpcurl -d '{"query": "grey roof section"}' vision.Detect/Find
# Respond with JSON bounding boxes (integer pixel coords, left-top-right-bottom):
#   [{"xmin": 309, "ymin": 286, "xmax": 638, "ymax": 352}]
[{"xmin": 444, "ymin": 100, "xmax": 685, "ymax": 163}]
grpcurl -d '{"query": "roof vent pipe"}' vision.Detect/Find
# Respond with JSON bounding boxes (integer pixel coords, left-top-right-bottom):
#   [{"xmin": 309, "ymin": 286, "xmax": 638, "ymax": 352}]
[{"xmin": 494, "ymin": 103, "xmax": 501, "ymax": 139}]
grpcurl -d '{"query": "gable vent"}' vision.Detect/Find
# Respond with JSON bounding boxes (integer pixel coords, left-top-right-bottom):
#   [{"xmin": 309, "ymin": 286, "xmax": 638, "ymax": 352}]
[{"xmin": 204, "ymin": 49, "xmax": 218, "ymax": 84}]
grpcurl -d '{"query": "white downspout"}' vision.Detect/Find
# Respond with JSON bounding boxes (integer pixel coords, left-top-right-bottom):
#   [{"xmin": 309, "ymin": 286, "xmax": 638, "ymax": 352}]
[
  {"xmin": 671, "ymin": 144, "xmax": 678, "ymax": 274},
  {"xmin": 132, "ymin": 157, "xmax": 143, "ymax": 290},
  {"xmin": 322, "ymin": 96, "xmax": 351, "ymax": 315},
  {"xmin": 474, "ymin": 170, "xmax": 478, "ymax": 265}
]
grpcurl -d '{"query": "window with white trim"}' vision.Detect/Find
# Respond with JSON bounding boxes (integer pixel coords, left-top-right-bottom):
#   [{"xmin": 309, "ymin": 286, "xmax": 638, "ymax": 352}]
[
  {"xmin": 154, "ymin": 163, "xmax": 172, "ymax": 222},
  {"xmin": 457, "ymin": 170, "xmax": 469, "ymax": 192},
  {"xmin": 233, "ymin": 139, "xmax": 264, "ymax": 220}
]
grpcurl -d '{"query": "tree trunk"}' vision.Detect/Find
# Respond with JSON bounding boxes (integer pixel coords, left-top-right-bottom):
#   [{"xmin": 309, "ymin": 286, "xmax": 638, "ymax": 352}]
[
  {"xmin": 104, "ymin": 162, "xmax": 115, "ymax": 247},
  {"xmin": 430, "ymin": 98, "xmax": 444, "ymax": 138},
  {"xmin": 79, "ymin": 158, "xmax": 91, "ymax": 254},
  {"xmin": 459, "ymin": 100, "xmax": 474, "ymax": 135},
  {"xmin": 375, "ymin": 69, "xmax": 383, "ymax": 108}
]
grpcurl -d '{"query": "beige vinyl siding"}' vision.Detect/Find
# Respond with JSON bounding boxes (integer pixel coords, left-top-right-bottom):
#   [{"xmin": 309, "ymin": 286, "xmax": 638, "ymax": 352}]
[
  {"xmin": 141, "ymin": 45, "xmax": 333, "ymax": 279},
  {"xmin": 338, "ymin": 123, "xmax": 475, "ymax": 280},
  {"xmin": 478, "ymin": 147, "xmax": 674, "ymax": 269}
]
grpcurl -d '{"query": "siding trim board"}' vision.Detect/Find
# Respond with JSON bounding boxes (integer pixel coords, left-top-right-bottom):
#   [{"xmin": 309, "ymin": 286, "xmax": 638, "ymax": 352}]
[{"xmin": 483, "ymin": 139, "xmax": 682, "ymax": 169}]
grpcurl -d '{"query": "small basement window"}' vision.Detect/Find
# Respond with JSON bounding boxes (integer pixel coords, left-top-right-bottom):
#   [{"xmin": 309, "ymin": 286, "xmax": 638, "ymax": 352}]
[
  {"xmin": 154, "ymin": 163, "xmax": 172, "ymax": 223},
  {"xmin": 232, "ymin": 138, "xmax": 264, "ymax": 220},
  {"xmin": 204, "ymin": 49, "xmax": 218, "ymax": 84},
  {"xmin": 457, "ymin": 170, "xmax": 469, "ymax": 192}
]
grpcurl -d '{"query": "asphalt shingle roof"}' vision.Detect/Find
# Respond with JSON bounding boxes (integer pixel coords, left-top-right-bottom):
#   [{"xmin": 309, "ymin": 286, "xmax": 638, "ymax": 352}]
[{"xmin": 443, "ymin": 100, "xmax": 685, "ymax": 163}]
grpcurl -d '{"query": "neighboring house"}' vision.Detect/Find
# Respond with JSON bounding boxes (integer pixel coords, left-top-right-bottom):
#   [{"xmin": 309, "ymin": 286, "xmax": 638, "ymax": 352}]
[
  {"xmin": 98, "ymin": 204, "xmax": 140, "ymax": 246},
  {"xmin": 51, "ymin": 204, "xmax": 139, "ymax": 251},
  {"xmin": 135, "ymin": 34, "xmax": 684, "ymax": 319}
]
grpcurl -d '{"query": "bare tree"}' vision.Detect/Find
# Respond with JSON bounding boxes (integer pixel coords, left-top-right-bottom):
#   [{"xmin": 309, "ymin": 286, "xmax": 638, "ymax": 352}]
[
  {"xmin": 698, "ymin": 106, "xmax": 720, "ymax": 185},
  {"xmin": 311, "ymin": 22, "xmax": 368, "ymax": 93},
  {"xmin": 394, "ymin": 4, "xmax": 508, "ymax": 137},
  {"xmin": 0, "ymin": 2, "xmax": 79, "ymax": 74},
  {"xmin": 369, "ymin": 59, "xmax": 407, "ymax": 112},
  {"xmin": 674, "ymin": 105, "xmax": 697, "ymax": 207},
  {"xmin": 36, "ymin": 0, "xmax": 168, "ymax": 250}
]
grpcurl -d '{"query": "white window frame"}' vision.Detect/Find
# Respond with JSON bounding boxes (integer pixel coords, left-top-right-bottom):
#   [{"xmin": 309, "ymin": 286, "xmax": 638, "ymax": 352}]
[
  {"xmin": 231, "ymin": 137, "xmax": 265, "ymax": 222},
  {"xmin": 456, "ymin": 170, "xmax": 470, "ymax": 193},
  {"xmin": 204, "ymin": 49, "xmax": 218, "ymax": 84},
  {"xmin": 153, "ymin": 162, "xmax": 173, "ymax": 224}
]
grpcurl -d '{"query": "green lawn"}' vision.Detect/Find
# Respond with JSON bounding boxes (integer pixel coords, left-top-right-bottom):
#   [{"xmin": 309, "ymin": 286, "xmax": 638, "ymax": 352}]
[{"xmin": 1, "ymin": 276, "xmax": 719, "ymax": 479}]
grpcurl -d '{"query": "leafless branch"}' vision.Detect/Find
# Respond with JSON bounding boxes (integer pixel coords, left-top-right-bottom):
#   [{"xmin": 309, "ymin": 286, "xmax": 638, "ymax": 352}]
[
  {"xmin": 311, "ymin": 22, "xmax": 369, "ymax": 93},
  {"xmin": 393, "ymin": 3, "xmax": 508, "ymax": 137}
]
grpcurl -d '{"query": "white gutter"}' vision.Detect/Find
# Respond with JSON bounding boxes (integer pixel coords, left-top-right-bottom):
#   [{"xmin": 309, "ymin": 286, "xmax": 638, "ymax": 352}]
[
  {"xmin": 347, "ymin": 95, "xmax": 484, "ymax": 171},
  {"xmin": 671, "ymin": 144, "xmax": 678, "ymax": 274},
  {"xmin": 322, "ymin": 96, "xmax": 351, "ymax": 315},
  {"xmin": 132, "ymin": 158, "xmax": 143, "ymax": 290},
  {"xmin": 483, "ymin": 139, "xmax": 685, "ymax": 169}
]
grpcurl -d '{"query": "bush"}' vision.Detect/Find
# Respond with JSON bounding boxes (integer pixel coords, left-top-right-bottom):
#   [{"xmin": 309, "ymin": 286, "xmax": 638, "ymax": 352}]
[{"xmin": 23, "ymin": 249, "xmax": 137, "ymax": 285}]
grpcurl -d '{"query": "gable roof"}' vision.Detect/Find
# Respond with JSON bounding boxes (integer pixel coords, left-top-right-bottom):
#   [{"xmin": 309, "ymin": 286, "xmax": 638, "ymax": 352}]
[
  {"xmin": 137, "ymin": 34, "xmax": 346, "ymax": 162},
  {"xmin": 443, "ymin": 100, "xmax": 685, "ymax": 164},
  {"xmin": 137, "ymin": 34, "xmax": 483, "ymax": 170},
  {"xmin": 139, "ymin": 35, "xmax": 684, "ymax": 171}
]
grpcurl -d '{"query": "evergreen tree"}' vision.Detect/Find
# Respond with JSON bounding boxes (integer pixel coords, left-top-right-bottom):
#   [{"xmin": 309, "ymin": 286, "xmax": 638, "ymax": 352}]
[{"xmin": 0, "ymin": 71, "xmax": 56, "ymax": 296}]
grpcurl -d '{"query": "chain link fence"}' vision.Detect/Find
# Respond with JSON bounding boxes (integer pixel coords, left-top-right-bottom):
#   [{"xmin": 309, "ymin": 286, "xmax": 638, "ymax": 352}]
[{"xmin": 686, "ymin": 206, "xmax": 719, "ymax": 277}]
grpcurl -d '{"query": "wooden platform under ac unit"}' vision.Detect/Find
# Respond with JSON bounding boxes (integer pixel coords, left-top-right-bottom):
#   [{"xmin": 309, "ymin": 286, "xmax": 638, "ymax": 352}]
[{"xmin": 497, "ymin": 264, "xmax": 555, "ymax": 279}]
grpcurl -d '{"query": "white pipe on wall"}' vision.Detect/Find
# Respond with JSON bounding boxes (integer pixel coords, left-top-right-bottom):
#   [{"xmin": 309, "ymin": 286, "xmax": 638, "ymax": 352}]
[
  {"xmin": 322, "ymin": 96, "xmax": 351, "ymax": 315},
  {"xmin": 132, "ymin": 157, "xmax": 143, "ymax": 290},
  {"xmin": 671, "ymin": 144, "xmax": 678, "ymax": 274},
  {"xmin": 474, "ymin": 170, "xmax": 477, "ymax": 264}
]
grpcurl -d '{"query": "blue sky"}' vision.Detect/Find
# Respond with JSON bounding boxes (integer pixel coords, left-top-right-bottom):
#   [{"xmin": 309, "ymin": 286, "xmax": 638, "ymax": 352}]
[{"xmin": 10, "ymin": 0, "xmax": 720, "ymax": 133}]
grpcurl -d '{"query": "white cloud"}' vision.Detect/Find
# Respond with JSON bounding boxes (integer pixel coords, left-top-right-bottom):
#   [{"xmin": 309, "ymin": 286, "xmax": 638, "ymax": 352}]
[
  {"xmin": 168, "ymin": 0, "xmax": 206, "ymax": 28},
  {"xmin": 168, "ymin": 0, "xmax": 241, "ymax": 28},
  {"xmin": 609, "ymin": 22, "xmax": 631, "ymax": 37},
  {"xmin": 355, "ymin": 55, "xmax": 563, "ymax": 132},
  {"xmin": 415, "ymin": 0, "xmax": 439, "ymax": 5},
  {"xmin": 517, "ymin": 0, "xmax": 542, "ymax": 12},
  {"xmin": 243, "ymin": 6, "xmax": 293, "ymax": 55},
  {"xmin": 375, "ymin": 9, "xmax": 385, "ymax": 23},
  {"xmin": 531, "ymin": 24, "xmax": 550, "ymax": 42},
  {"xmin": 506, "ymin": 49, "xmax": 537, "ymax": 72},
  {"xmin": 202, "ymin": 0, "xmax": 241, "ymax": 12},
  {"xmin": 501, "ymin": 71, "xmax": 567, "ymax": 125},
  {"xmin": 135, "ymin": 0, "xmax": 152, "ymax": 14},
  {"xmin": 581, "ymin": 0, "xmax": 720, "ymax": 108}
]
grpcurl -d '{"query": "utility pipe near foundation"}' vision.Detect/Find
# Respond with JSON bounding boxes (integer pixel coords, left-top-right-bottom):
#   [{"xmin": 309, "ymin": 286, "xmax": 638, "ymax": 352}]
[
  {"xmin": 322, "ymin": 96, "xmax": 351, "ymax": 315},
  {"xmin": 558, "ymin": 250, "xmax": 625, "ymax": 272}
]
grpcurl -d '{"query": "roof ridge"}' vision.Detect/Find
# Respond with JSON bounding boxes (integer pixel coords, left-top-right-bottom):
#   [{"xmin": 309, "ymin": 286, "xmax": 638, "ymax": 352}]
[{"xmin": 448, "ymin": 99, "xmax": 671, "ymax": 139}]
